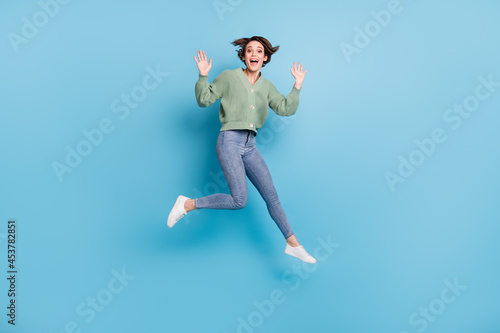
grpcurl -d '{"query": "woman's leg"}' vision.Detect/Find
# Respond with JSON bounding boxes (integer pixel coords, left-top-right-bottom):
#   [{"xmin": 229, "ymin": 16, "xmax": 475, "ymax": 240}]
[
  {"xmin": 170, "ymin": 130, "xmax": 316, "ymax": 262},
  {"xmin": 241, "ymin": 133, "xmax": 295, "ymax": 241},
  {"xmin": 193, "ymin": 130, "xmax": 249, "ymax": 210},
  {"xmin": 241, "ymin": 134, "xmax": 317, "ymax": 263}
]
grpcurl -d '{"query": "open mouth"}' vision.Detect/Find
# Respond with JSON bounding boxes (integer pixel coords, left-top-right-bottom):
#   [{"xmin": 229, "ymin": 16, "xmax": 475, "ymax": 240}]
[{"xmin": 250, "ymin": 59, "xmax": 259, "ymax": 66}]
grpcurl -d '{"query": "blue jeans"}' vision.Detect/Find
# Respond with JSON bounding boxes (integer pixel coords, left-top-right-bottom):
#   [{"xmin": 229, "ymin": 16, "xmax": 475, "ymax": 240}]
[{"xmin": 195, "ymin": 129, "xmax": 294, "ymax": 239}]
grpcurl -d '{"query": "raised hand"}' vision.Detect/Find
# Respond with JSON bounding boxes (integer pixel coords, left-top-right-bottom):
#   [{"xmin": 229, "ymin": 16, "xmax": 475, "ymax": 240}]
[
  {"xmin": 194, "ymin": 50, "xmax": 212, "ymax": 76},
  {"xmin": 290, "ymin": 62, "xmax": 308, "ymax": 89}
]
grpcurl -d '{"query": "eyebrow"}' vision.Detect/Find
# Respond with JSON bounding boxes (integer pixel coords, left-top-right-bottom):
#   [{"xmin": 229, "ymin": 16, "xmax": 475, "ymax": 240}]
[{"xmin": 247, "ymin": 46, "xmax": 263, "ymax": 50}]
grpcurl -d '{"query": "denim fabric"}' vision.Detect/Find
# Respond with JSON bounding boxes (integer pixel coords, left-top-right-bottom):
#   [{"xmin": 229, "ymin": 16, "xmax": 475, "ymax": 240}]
[{"xmin": 195, "ymin": 129, "xmax": 294, "ymax": 239}]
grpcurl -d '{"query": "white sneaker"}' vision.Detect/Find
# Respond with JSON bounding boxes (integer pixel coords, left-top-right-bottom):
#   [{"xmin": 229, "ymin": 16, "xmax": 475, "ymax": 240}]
[
  {"xmin": 285, "ymin": 244, "xmax": 317, "ymax": 264},
  {"xmin": 167, "ymin": 195, "xmax": 190, "ymax": 228}
]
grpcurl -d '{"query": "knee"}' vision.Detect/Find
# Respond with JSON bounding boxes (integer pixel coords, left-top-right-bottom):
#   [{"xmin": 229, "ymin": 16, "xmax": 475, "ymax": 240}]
[{"xmin": 232, "ymin": 195, "xmax": 248, "ymax": 210}]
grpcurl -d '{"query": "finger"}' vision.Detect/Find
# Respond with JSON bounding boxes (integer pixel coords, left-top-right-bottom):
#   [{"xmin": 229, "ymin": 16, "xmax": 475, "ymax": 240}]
[
  {"xmin": 203, "ymin": 51, "xmax": 207, "ymax": 62},
  {"xmin": 304, "ymin": 69, "xmax": 309, "ymax": 75},
  {"xmin": 194, "ymin": 55, "xmax": 198, "ymax": 63},
  {"xmin": 209, "ymin": 58, "xmax": 212, "ymax": 66}
]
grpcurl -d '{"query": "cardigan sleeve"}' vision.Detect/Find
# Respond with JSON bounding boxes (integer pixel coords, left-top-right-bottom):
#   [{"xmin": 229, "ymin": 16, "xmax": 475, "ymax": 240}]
[
  {"xmin": 195, "ymin": 71, "xmax": 226, "ymax": 107},
  {"xmin": 268, "ymin": 82, "xmax": 301, "ymax": 116}
]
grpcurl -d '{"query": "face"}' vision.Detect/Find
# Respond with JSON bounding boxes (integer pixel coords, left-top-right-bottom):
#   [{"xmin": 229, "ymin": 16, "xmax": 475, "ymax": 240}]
[{"xmin": 243, "ymin": 40, "xmax": 268, "ymax": 72}]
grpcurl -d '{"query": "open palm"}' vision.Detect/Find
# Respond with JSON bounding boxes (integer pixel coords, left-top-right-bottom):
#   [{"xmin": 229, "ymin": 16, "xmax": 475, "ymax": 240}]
[
  {"xmin": 194, "ymin": 50, "xmax": 212, "ymax": 76},
  {"xmin": 291, "ymin": 62, "xmax": 308, "ymax": 82}
]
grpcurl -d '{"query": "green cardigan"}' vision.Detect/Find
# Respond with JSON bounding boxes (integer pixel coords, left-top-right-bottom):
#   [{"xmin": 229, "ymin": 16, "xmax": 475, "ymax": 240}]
[{"xmin": 195, "ymin": 67, "xmax": 301, "ymax": 135}]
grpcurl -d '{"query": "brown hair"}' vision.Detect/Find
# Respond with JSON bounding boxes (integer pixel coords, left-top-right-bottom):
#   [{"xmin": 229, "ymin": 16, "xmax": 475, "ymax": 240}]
[{"xmin": 231, "ymin": 36, "xmax": 279, "ymax": 67}]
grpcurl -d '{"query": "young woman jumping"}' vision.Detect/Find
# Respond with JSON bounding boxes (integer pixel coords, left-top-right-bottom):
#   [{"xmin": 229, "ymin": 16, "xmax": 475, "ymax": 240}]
[{"xmin": 167, "ymin": 36, "xmax": 316, "ymax": 263}]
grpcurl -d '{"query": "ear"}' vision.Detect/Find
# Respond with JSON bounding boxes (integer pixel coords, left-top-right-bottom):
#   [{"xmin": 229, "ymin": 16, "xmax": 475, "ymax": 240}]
[{"xmin": 264, "ymin": 55, "xmax": 268, "ymax": 62}]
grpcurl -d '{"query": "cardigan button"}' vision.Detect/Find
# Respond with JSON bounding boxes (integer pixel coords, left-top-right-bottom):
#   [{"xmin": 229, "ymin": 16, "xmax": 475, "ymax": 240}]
[
  {"xmin": 249, "ymin": 123, "xmax": 254, "ymax": 127},
  {"xmin": 250, "ymin": 105, "xmax": 254, "ymax": 109},
  {"xmin": 250, "ymin": 89, "xmax": 254, "ymax": 92}
]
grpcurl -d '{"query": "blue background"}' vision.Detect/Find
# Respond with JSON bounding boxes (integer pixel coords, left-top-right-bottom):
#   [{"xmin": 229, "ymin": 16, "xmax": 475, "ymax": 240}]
[{"xmin": 1, "ymin": 0, "xmax": 499, "ymax": 332}]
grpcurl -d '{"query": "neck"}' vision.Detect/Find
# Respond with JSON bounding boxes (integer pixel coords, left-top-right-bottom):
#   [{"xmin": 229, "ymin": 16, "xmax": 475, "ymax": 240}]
[{"xmin": 244, "ymin": 68, "xmax": 260, "ymax": 82}]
